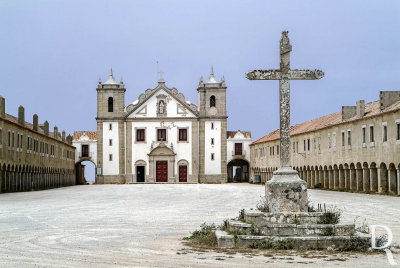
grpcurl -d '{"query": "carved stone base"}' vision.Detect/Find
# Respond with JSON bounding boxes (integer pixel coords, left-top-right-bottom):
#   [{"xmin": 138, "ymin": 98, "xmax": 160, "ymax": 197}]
[{"xmin": 266, "ymin": 167, "xmax": 308, "ymax": 213}]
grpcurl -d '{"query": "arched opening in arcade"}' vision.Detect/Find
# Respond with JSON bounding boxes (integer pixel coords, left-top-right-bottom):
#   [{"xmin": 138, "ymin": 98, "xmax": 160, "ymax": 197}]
[
  {"xmin": 227, "ymin": 159, "xmax": 249, "ymax": 183},
  {"xmin": 75, "ymin": 160, "xmax": 96, "ymax": 185}
]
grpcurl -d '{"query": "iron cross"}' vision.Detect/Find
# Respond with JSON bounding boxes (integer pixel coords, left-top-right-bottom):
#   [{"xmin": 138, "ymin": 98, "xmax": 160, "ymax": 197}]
[{"xmin": 246, "ymin": 31, "xmax": 324, "ymax": 169}]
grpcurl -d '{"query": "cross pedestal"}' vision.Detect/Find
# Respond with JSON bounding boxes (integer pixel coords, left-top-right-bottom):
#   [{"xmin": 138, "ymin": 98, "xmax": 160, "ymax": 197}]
[{"xmin": 246, "ymin": 31, "xmax": 324, "ymax": 213}]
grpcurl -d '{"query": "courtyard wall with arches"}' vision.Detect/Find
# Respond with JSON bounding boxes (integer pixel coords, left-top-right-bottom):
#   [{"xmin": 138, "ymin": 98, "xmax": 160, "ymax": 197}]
[
  {"xmin": 0, "ymin": 96, "xmax": 76, "ymax": 193},
  {"xmin": 250, "ymin": 91, "xmax": 400, "ymax": 195}
]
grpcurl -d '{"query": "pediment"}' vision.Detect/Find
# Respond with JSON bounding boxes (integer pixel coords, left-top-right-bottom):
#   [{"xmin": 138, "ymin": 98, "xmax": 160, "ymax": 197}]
[
  {"xmin": 124, "ymin": 83, "xmax": 198, "ymax": 118},
  {"xmin": 148, "ymin": 143, "xmax": 176, "ymax": 156}
]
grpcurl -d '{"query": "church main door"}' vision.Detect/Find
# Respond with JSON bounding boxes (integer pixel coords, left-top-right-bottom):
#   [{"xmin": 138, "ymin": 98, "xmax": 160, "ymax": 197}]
[{"xmin": 156, "ymin": 161, "xmax": 168, "ymax": 182}]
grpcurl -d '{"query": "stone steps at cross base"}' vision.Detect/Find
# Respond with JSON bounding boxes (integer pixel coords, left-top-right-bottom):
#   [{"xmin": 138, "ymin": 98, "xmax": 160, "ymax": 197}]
[
  {"xmin": 226, "ymin": 219, "xmax": 356, "ymax": 237},
  {"xmin": 215, "ymin": 230, "xmax": 371, "ymax": 250},
  {"xmin": 244, "ymin": 209, "xmax": 325, "ymax": 225}
]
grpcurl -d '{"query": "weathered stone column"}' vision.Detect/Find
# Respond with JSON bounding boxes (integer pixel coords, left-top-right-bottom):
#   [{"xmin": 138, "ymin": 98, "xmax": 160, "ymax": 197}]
[
  {"xmin": 334, "ymin": 168, "xmax": 339, "ymax": 189},
  {"xmin": 397, "ymin": 168, "xmax": 400, "ymax": 196}
]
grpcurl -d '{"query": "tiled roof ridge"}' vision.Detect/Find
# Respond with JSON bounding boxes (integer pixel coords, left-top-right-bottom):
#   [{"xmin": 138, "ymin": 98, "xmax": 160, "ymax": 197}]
[
  {"xmin": 251, "ymin": 99, "xmax": 399, "ymax": 145},
  {"xmin": 2, "ymin": 113, "xmax": 72, "ymax": 144}
]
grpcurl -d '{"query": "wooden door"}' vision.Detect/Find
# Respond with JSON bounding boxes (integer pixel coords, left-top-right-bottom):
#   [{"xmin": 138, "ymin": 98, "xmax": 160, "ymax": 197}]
[
  {"xmin": 179, "ymin": 165, "xmax": 187, "ymax": 182},
  {"xmin": 235, "ymin": 143, "xmax": 242, "ymax": 155},
  {"xmin": 156, "ymin": 161, "xmax": 168, "ymax": 182}
]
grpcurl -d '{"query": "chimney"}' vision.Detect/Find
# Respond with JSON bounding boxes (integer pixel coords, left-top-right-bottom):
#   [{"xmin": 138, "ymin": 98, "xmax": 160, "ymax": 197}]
[
  {"xmin": 0, "ymin": 96, "xmax": 5, "ymax": 118},
  {"xmin": 356, "ymin": 100, "xmax": 365, "ymax": 118},
  {"xmin": 33, "ymin": 114, "xmax": 38, "ymax": 131},
  {"xmin": 18, "ymin": 106, "xmax": 25, "ymax": 126},
  {"xmin": 341, "ymin": 106, "xmax": 356, "ymax": 120},
  {"xmin": 380, "ymin": 91, "xmax": 400, "ymax": 110},
  {"xmin": 66, "ymin": 134, "xmax": 72, "ymax": 145},
  {"xmin": 62, "ymin": 130, "xmax": 66, "ymax": 141},
  {"xmin": 44, "ymin": 121, "xmax": 49, "ymax": 136},
  {"xmin": 54, "ymin": 126, "xmax": 58, "ymax": 139}
]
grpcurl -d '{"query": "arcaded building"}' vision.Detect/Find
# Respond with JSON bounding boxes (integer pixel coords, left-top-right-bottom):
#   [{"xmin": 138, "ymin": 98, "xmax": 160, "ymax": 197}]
[
  {"xmin": 250, "ymin": 91, "xmax": 400, "ymax": 196},
  {"xmin": 0, "ymin": 96, "xmax": 75, "ymax": 193}
]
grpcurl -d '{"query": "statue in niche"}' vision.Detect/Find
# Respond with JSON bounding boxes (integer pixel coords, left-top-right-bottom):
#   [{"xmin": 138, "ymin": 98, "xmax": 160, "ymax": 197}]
[{"xmin": 159, "ymin": 100, "xmax": 165, "ymax": 114}]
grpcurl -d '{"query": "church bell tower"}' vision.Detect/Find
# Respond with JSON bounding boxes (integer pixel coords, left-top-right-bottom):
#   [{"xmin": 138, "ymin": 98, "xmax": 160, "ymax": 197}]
[
  {"xmin": 197, "ymin": 66, "xmax": 228, "ymax": 183},
  {"xmin": 96, "ymin": 68, "xmax": 126, "ymax": 183}
]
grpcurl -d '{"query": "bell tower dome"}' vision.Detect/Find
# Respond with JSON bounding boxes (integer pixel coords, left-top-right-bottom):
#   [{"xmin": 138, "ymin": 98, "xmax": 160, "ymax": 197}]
[{"xmin": 97, "ymin": 68, "xmax": 126, "ymax": 119}]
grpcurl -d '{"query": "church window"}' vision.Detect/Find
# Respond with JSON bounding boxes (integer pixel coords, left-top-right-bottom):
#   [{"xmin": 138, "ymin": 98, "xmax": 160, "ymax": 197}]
[
  {"xmin": 341, "ymin": 131, "xmax": 345, "ymax": 147},
  {"xmin": 328, "ymin": 133, "xmax": 331, "ymax": 148},
  {"xmin": 109, "ymin": 139, "xmax": 112, "ymax": 146},
  {"xmin": 12, "ymin": 132, "xmax": 14, "ymax": 147},
  {"xmin": 347, "ymin": 130, "xmax": 351, "ymax": 146},
  {"xmin": 0, "ymin": 128, "xmax": 2, "ymax": 145},
  {"xmin": 211, "ymin": 138, "xmax": 214, "ymax": 145},
  {"xmin": 370, "ymin": 125, "xmax": 374, "ymax": 142},
  {"xmin": 17, "ymin": 133, "xmax": 20, "ymax": 148},
  {"xmin": 332, "ymin": 132, "xmax": 336, "ymax": 148},
  {"xmin": 362, "ymin": 126, "xmax": 366, "ymax": 144},
  {"xmin": 178, "ymin": 129, "xmax": 187, "ymax": 141},
  {"xmin": 382, "ymin": 123, "xmax": 387, "ymax": 143},
  {"xmin": 210, "ymin": 95, "xmax": 216, "ymax": 107},
  {"xmin": 277, "ymin": 145, "xmax": 279, "ymax": 155},
  {"xmin": 108, "ymin": 97, "xmax": 114, "ymax": 112},
  {"xmin": 157, "ymin": 129, "xmax": 166, "ymax": 142},
  {"xmin": 109, "ymin": 123, "xmax": 112, "ymax": 131},
  {"xmin": 211, "ymin": 123, "xmax": 214, "ymax": 129},
  {"xmin": 8, "ymin": 130, "xmax": 10, "ymax": 147},
  {"xmin": 293, "ymin": 142, "xmax": 295, "ymax": 153},
  {"xmin": 158, "ymin": 100, "xmax": 165, "ymax": 114},
  {"xmin": 397, "ymin": 122, "xmax": 400, "ymax": 140},
  {"xmin": 109, "ymin": 154, "xmax": 113, "ymax": 161},
  {"xmin": 318, "ymin": 137, "xmax": 321, "ymax": 150},
  {"xmin": 136, "ymin": 129, "xmax": 145, "ymax": 142},
  {"xmin": 296, "ymin": 141, "xmax": 299, "ymax": 152},
  {"xmin": 307, "ymin": 138, "xmax": 310, "ymax": 151},
  {"xmin": 211, "ymin": 153, "xmax": 214, "ymax": 160},
  {"xmin": 303, "ymin": 140, "xmax": 306, "ymax": 151}
]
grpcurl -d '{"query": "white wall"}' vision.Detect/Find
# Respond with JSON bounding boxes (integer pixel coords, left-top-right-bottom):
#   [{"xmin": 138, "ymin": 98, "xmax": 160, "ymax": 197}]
[
  {"xmin": 131, "ymin": 120, "xmax": 193, "ymax": 176},
  {"xmin": 103, "ymin": 122, "xmax": 119, "ymax": 175},
  {"xmin": 73, "ymin": 140, "xmax": 97, "ymax": 164},
  {"xmin": 204, "ymin": 121, "xmax": 221, "ymax": 174},
  {"xmin": 227, "ymin": 132, "xmax": 252, "ymax": 163}
]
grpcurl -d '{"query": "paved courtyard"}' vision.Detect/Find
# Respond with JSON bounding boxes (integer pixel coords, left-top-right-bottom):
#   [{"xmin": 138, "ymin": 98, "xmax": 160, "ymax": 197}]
[{"xmin": 0, "ymin": 184, "xmax": 399, "ymax": 267}]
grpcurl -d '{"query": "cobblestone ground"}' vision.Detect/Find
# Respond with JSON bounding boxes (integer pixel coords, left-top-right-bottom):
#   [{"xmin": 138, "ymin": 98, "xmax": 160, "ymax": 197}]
[{"xmin": 0, "ymin": 184, "xmax": 399, "ymax": 267}]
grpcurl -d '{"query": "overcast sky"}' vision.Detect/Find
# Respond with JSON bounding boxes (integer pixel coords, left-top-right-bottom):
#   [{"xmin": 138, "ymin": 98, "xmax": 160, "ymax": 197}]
[{"xmin": 1, "ymin": 0, "xmax": 399, "ymax": 143}]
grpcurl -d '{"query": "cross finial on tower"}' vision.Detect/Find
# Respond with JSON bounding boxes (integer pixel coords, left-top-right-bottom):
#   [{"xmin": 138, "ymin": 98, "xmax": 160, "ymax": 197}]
[
  {"xmin": 110, "ymin": 67, "xmax": 113, "ymax": 77},
  {"xmin": 210, "ymin": 65, "xmax": 214, "ymax": 76}
]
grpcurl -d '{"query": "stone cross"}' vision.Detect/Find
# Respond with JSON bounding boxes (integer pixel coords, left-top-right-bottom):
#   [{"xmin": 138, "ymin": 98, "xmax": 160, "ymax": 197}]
[
  {"xmin": 246, "ymin": 31, "xmax": 324, "ymax": 169},
  {"xmin": 246, "ymin": 31, "xmax": 324, "ymax": 213}
]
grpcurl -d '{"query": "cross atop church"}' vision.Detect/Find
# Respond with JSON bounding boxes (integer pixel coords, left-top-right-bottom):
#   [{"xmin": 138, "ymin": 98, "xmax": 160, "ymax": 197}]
[
  {"xmin": 158, "ymin": 70, "xmax": 164, "ymax": 79},
  {"xmin": 246, "ymin": 31, "xmax": 324, "ymax": 170}
]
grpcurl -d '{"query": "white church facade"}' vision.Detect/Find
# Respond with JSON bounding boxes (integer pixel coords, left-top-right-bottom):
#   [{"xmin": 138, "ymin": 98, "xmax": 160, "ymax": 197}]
[{"xmin": 88, "ymin": 68, "xmax": 251, "ymax": 184}]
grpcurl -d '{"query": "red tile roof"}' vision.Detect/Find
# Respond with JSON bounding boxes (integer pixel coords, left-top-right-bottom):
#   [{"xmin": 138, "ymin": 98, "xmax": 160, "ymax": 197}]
[
  {"xmin": 73, "ymin": 131, "xmax": 97, "ymax": 141},
  {"xmin": 251, "ymin": 100, "xmax": 400, "ymax": 145}
]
